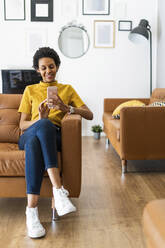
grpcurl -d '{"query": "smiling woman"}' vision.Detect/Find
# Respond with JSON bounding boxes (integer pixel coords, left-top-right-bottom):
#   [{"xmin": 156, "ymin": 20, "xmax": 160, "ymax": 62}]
[
  {"xmin": 17, "ymin": 47, "xmax": 93, "ymax": 239},
  {"xmin": 37, "ymin": 57, "xmax": 59, "ymax": 83}
]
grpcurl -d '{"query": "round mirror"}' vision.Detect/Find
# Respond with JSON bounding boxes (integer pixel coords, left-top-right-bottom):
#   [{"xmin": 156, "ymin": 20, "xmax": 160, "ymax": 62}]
[{"xmin": 58, "ymin": 23, "xmax": 90, "ymax": 58}]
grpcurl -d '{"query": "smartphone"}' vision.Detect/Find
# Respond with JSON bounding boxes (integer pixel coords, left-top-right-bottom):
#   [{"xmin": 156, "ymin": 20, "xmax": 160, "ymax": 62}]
[{"xmin": 47, "ymin": 86, "xmax": 58, "ymax": 109}]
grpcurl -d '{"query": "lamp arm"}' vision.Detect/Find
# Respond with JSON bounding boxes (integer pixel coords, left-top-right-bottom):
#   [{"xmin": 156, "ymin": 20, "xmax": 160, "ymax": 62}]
[{"xmin": 148, "ymin": 29, "xmax": 152, "ymax": 96}]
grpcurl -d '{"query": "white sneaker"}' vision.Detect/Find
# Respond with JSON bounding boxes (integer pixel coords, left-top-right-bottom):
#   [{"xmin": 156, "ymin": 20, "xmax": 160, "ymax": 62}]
[
  {"xmin": 53, "ymin": 186, "xmax": 76, "ymax": 216},
  {"xmin": 26, "ymin": 206, "xmax": 46, "ymax": 238}
]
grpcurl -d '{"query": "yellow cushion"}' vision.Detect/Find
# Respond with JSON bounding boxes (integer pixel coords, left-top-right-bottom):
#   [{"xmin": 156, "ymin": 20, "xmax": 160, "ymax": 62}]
[{"xmin": 112, "ymin": 100, "xmax": 145, "ymax": 118}]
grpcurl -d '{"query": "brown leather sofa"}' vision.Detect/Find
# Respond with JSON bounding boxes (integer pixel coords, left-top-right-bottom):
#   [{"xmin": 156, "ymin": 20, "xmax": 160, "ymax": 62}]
[
  {"xmin": 103, "ymin": 88, "xmax": 165, "ymax": 173},
  {"xmin": 143, "ymin": 199, "xmax": 165, "ymax": 248},
  {"xmin": 0, "ymin": 94, "xmax": 82, "ymax": 218}
]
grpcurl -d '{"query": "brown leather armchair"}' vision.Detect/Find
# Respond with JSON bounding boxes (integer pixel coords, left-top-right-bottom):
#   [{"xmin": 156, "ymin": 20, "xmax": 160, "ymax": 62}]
[{"xmin": 0, "ymin": 94, "xmax": 82, "ymax": 219}]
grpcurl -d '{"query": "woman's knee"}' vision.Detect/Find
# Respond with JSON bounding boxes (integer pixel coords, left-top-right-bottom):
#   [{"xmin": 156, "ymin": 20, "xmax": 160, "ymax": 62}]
[
  {"xmin": 37, "ymin": 119, "xmax": 56, "ymax": 134},
  {"xmin": 25, "ymin": 136, "xmax": 40, "ymax": 150},
  {"xmin": 25, "ymin": 136, "xmax": 44, "ymax": 171}
]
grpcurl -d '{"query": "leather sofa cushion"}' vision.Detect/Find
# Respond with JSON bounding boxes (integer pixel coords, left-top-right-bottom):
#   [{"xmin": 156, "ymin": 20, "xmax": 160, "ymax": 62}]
[
  {"xmin": 0, "ymin": 94, "xmax": 22, "ymax": 143},
  {"xmin": 150, "ymin": 88, "xmax": 165, "ymax": 104},
  {"xmin": 103, "ymin": 112, "xmax": 120, "ymax": 141},
  {"xmin": 143, "ymin": 199, "xmax": 165, "ymax": 248},
  {"xmin": 0, "ymin": 143, "xmax": 61, "ymax": 176}
]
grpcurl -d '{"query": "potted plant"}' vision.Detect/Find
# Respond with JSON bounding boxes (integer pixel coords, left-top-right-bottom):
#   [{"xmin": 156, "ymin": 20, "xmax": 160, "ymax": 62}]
[{"xmin": 91, "ymin": 125, "xmax": 103, "ymax": 139}]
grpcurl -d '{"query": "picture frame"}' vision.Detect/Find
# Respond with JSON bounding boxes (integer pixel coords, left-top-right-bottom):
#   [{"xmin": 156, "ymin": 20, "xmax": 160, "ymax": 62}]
[
  {"xmin": 83, "ymin": 0, "xmax": 110, "ymax": 15},
  {"xmin": 118, "ymin": 20, "xmax": 132, "ymax": 31},
  {"xmin": 25, "ymin": 28, "xmax": 48, "ymax": 57},
  {"xmin": 61, "ymin": 0, "xmax": 78, "ymax": 17},
  {"xmin": 31, "ymin": 0, "xmax": 53, "ymax": 22},
  {"xmin": 94, "ymin": 20, "xmax": 115, "ymax": 48},
  {"xmin": 4, "ymin": 0, "xmax": 25, "ymax": 21}
]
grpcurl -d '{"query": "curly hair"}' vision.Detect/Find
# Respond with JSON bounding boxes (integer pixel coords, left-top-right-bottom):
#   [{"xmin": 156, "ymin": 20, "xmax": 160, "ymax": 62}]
[{"xmin": 33, "ymin": 47, "xmax": 61, "ymax": 70}]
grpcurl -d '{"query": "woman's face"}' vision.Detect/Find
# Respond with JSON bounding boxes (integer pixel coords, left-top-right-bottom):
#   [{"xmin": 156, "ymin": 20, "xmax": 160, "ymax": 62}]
[{"xmin": 37, "ymin": 57, "xmax": 58, "ymax": 83}]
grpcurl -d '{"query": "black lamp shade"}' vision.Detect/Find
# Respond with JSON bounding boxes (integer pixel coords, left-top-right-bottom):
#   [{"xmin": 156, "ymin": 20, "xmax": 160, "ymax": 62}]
[
  {"xmin": 128, "ymin": 19, "xmax": 153, "ymax": 96},
  {"xmin": 129, "ymin": 19, "xmax": 150, "ymax": 44}
]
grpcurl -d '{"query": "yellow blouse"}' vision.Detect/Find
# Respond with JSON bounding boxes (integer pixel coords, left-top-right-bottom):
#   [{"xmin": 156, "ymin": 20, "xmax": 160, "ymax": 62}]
[{"xmin": 18, "ymin": 81, "xmax": 85, "ymax": 126}]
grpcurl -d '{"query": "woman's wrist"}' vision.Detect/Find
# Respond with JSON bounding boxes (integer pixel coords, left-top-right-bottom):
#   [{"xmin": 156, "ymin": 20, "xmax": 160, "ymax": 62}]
[{"xmin": 39, "ymin": 113, "xmax": 48, "ymax": 119}]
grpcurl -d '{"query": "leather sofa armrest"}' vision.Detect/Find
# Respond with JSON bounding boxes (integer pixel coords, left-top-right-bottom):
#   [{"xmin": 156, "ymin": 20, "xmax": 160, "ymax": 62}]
[
  {"xmin": 143, "ymin": 199, "xmax": 165, "ymax": 248},
  {"xmin": 61, "ymin": 114, "xmax": 82, "ymax": 197},
  {"xmin": 120, "ymin": 106, "xmax": 165, "ymax": 160},
  {"xmin": 104, "ymin": 98, "xmax": 150, "ymax": 112}
]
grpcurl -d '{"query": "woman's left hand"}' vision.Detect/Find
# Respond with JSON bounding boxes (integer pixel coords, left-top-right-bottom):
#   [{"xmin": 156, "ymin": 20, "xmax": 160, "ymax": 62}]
[
  {"xmin": 38, "ymin": 99, "xmax": 50, "ymax": 119},
  {"xmin": 48, "ymin": 95, "xmax": 69, "ymax": 113}
]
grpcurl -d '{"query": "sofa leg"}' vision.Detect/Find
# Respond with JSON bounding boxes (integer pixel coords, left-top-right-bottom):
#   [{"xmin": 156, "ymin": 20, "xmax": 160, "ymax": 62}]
[
  {"xmin": 105, "ymin": 138, "xmax": 110, "ymax": 148},
  {"xmin": 52, "ymin": 208, "xmax": 59, "ymax": 221},
  {"xmin": 121, "ymin": 160, "xmax": 127, "ymax": 174},
  {"xmin": 52, "ymin": 197, "xmax": 59, "ymax": 221}
]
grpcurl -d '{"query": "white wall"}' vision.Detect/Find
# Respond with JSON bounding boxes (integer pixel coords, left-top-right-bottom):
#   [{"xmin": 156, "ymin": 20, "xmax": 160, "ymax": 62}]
[
  {"xmin": 0, "ymin": 0, "xmax": 158, "ymax": 136},
  {"xmin": 157, "ymin": 0, "xmax": 165, "ymax": 88}
]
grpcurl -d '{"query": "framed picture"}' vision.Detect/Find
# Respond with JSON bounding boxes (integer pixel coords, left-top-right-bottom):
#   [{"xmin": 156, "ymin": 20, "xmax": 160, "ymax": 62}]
[
  {"xmin": 94, "ymin": 20, "xmax": 115, "ymax": 48},
  {"xmin": 4, "ymin": 0, "xmax": 25, "ymax": 21},
  {"xmin": 118, "ymin": 20, "xmax": 132, "ymax": 31},
  {"xmin": 61, "ymin": 0, "xmax": 78, "ymax": 17},
  {"xmin": 83, "ymin": 0, "xmax": 110, "ymax": 15},
  {"xmin": 25, "ymin": 28, "xmax": 48, "ymax": 57},
  {"xmin": 31, "ymin": 0, "xmax": 53, "ymax": 22}
]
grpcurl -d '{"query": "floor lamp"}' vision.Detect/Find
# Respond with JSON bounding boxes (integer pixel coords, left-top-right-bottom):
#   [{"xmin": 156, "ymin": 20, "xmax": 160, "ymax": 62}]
[{"xmin": 128, "ymin": 19, "xmax": 152, "ymax": 95}]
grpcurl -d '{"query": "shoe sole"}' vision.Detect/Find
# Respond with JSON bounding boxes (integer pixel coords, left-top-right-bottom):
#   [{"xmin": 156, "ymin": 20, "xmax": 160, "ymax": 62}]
[
  {"xmin": 57, "ymin": 208, "xmax": 76, "ymax": 217},
  {"xmin": 28, "ymin": 231, "xmax": 46, "ymax": 239}
]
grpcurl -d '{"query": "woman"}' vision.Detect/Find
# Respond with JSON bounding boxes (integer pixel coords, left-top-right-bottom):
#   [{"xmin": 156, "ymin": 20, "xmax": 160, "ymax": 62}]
[{"xmin": 18, "ymin": 47, "xmax": 93, "ymax": 238}]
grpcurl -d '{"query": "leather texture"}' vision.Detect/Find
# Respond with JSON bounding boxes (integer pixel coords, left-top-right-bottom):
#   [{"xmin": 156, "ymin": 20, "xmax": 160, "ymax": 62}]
[
  {"xmin": 103, "ymin": 90, "xmax": 165, "ymax": 161},
  {"xmin": 0, "ymin": 94, "xmax": 81, "ymax": 198},
  {"xmin": 103, "ymin": 112, "xmax": 121, "ymax": 157},
  {"xmin": 150, "ymin": 88, "xmax": 165, "ymax": 104},
  {"xmin": 143, "ymin": 199, "xmax": 165, "ymax": 248},
  {"xmin": 120, "ymin": 106, "xmax": 165, "ymax": 160},
  {"xmin": 61, "ymin": 114, "xmax": 82, "ymax": 197},
  {"xmin": 0, "ymin": 94, "xmax": 22, "ymax": 143}
]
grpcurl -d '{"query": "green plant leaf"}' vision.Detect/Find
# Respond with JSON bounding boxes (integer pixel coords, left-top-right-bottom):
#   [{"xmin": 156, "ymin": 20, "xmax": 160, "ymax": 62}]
[{"xmin": 91, "ymin": 125, "xmax": 103, "ymax": 133}]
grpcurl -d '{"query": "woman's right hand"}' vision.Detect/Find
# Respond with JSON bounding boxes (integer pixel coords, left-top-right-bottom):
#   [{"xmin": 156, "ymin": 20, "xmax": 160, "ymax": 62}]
[{"xmin": 38, "ymin": 99, "xmax": 50, "ymax": 119}]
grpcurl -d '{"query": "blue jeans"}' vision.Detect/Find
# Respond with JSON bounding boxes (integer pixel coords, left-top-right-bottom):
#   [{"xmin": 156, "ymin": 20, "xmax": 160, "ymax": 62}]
[{"xmin": 18, "ymin": 119, "xmax": 61, "ymax": 195}]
